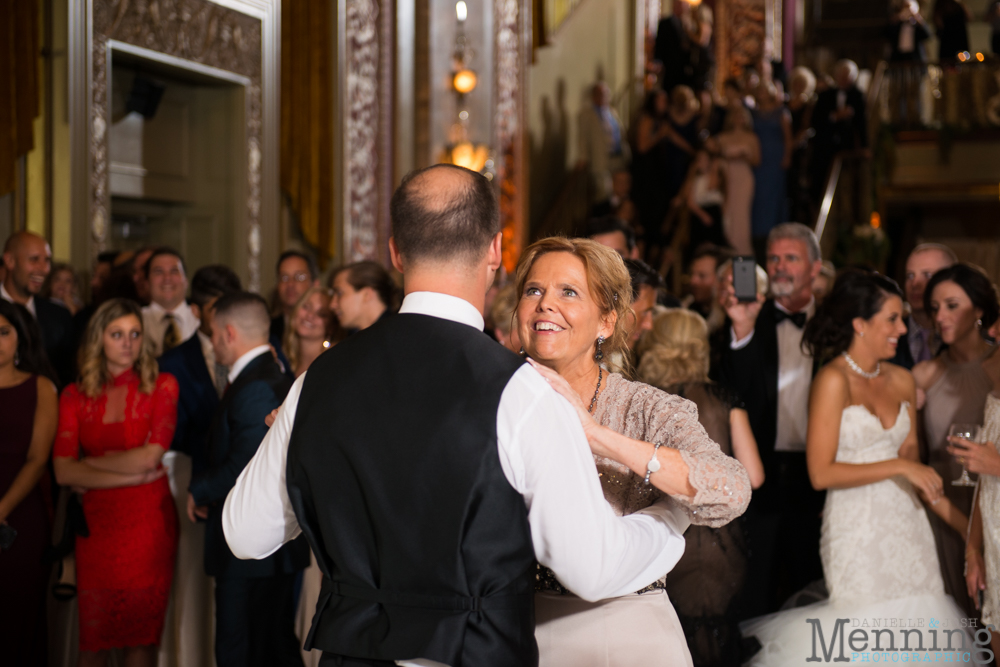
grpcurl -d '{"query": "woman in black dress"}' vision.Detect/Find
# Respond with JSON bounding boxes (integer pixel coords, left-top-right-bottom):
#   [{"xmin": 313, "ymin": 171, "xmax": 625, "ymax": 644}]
[
  {"xmin": 638, "ymin": 307, "xmax": 764, "ymax": 667},
  {"xmin": 0, "ymin": 300, "xmax": 59, "ymax": 666}
]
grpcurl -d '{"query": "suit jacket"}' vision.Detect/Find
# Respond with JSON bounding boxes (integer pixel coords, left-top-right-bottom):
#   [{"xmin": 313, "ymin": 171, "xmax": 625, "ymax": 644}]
[
  {"xmin": 812, "ymin": 85, "xmax": 868, "ymax": 152},
  {"xmin": 890, "ymin": 325, "xmax": 916, "ymax": 370},
  {"xmin": 157, "ymin": 333, "xmax": 219, "ymax": 475},
  {"xmin": 578, "ymin": 106, "xmax": 630, "ymax": 201},
  {"xmin": 653, "ymin": 16, "xmax": 692, "ymax": 91},
  {"xmin": 35, "ymin": 296, "xmax": 75, "ymax": 387},
  {"xmin": 189, "ymin": 351, "xmax": 309, "ymax": 578}
]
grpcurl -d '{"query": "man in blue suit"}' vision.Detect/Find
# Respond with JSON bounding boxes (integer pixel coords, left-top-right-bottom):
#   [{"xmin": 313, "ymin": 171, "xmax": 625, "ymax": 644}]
[
  {"xmin": 188, "ymin": 291, "xmax": 309, "ymax": 667},
  {"xmin": 158, "ymin": 264, "xmax": 242, "ymax": 664},
  {"xmin": 159, "ymin": 265, "xmax": 242, "ymax": 473}
]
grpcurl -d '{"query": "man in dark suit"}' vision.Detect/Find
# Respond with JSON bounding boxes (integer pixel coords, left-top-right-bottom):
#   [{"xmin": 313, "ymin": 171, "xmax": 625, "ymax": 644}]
[
  {"xmin": 188, "ymin": 291, "xmax": 308, "ymax": 667},
  {"xmin": 719, "ymin": 222, "xmax": 824, "ymax": 617},
  {"xmin": 653, "ymin": 0, "xmax": 694, "ymax": 92},
  {"xmin": 160, "ymin": 265, "xmax": 243, "ymax": 473},
  {"xmin": 891, "ymin": 243, "xmax": 956, "ymax": 370},
  {"xmin": 2, "ymin": 231, "xmax": 74, "ymax": 386},
  {"xmin": 810, "ymin": 59, "xmax": 868, "ymax": 205}
]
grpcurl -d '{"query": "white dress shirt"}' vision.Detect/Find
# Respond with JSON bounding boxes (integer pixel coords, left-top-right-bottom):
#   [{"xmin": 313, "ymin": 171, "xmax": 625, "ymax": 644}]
[
  {"xmin": 1, "ymin": 283, "xmax": 35, "ymax": 317},
  {"xmin": 223, "ymin": 291, "xmax": 687, "ymax": 666},
  {"xmin": 142, "ymin": 300, "xmax": 200, "ymax": 356},
  {"xmin": 731, "ymin": 299, "xmax": 815, "ymax": 452}
]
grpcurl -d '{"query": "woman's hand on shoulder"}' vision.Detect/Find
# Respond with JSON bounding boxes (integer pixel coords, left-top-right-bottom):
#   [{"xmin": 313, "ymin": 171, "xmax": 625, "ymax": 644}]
[{"xmin": 526, "ymin": 359, "xmax": 604, "ymax": 446}]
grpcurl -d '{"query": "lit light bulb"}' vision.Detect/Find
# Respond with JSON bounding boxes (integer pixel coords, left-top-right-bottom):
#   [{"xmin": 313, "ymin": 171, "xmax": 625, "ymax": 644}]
[
  {"xmin": 976, "ymin": 53, "xmax": 985, "ymax": 62},
  {"xmin": 453, "ymin": 69, "xmax": 477, "ymax": 94},
  {"xmin": 456, "ymin": 1, "xmax": 467, "ymax": 21}
]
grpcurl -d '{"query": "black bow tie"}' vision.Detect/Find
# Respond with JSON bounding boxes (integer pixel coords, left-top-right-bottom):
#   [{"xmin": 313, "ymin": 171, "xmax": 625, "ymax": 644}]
[{"xmin": 775, "ymin": 310, "xmax": 807, "ymax": 328}]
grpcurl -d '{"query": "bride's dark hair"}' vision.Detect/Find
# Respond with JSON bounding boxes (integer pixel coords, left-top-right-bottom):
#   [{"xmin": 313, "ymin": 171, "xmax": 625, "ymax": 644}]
[{"xmin": 802, "ymin": 269, "xmax": 904, "ymax": 363}]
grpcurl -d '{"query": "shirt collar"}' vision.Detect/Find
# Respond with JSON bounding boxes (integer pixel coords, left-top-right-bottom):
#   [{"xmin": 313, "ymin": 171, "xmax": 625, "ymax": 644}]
[
  {"xmin": 227, "ymin": 344, "xmax": 272, "ymax": 384},
  {"xmin": 775, "ymin": 297, "xmax": 815, "ymax": 318},
  {"xmin": 1, "ymin": 282, "xmax": 35, "ymax": 316},
  {"xmin": 148, "ymin": 300, "xmax": 190, "ymax": 318},
  {"xmin": 398, "ymin": 291, "xmax": 485, "ymax": 331}
]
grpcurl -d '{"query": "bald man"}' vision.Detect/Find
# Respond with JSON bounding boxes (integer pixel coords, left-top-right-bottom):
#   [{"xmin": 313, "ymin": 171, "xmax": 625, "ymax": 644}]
[{"xmin": 2, "ymin": 232, "xmax": 74, "ymax": 384}]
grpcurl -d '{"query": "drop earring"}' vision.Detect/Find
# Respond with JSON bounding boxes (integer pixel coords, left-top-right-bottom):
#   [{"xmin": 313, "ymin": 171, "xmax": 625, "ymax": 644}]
[
  {"xmin": 594, "ymin": 336, "xmax": 605, "ymax": 362},
  {"xmin": 13, "ymin": 350, "xmax": 20, "ymax": 366},
  {"xmin": 977, "ymin": 319, "xmax": 983, "ymax": 329}
]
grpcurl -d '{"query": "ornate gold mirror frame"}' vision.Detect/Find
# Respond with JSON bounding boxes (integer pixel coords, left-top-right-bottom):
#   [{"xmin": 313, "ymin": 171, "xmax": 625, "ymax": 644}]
[{"xmin": 68, "ymin": 0, "xmax": 279, "ymax": 292}]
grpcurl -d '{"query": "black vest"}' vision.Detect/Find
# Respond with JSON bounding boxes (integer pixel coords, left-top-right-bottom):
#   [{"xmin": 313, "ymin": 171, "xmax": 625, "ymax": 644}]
[{"xmin": 286, "ymin": 313, "xmax": 536, "ymax": 667}]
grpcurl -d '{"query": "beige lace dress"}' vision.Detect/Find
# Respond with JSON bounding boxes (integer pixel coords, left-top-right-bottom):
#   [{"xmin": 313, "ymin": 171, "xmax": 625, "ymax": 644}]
[
  {"xmin": 535, "ymin": 373, "xmax": 751, "ymax": 667},
  {"xmin": 979, "ymin": 393, "xmax": 1000, "ymax": 627}
]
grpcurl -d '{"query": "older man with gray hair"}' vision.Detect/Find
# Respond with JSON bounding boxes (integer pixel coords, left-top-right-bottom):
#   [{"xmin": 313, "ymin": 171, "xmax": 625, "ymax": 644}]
[{"xmin": 719, "ymin": 222, "xmax": 826, "ymax": 618}]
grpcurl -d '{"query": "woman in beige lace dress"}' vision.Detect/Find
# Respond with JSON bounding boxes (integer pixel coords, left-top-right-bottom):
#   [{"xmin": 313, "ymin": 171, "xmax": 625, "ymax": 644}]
[
  {"xmin": 513, "ymin": 237, "xmax": 751, "ymax": 667},
  {"xmin": 949, "ymin": 322, "xmax": 1000, "ymax": 659}
]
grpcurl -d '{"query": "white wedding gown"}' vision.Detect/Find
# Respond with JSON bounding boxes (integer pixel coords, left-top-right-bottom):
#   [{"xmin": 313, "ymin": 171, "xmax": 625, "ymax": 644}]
[{"xmin": 742, "ymin": 403, "xmax": 971, "ymax": 665}]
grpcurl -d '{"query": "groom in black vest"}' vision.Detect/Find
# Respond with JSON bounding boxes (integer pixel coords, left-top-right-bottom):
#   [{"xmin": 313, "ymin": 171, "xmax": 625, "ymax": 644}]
[{"xmin": 222, "ymin": 164, "xmax": 687, "ymax": 667}]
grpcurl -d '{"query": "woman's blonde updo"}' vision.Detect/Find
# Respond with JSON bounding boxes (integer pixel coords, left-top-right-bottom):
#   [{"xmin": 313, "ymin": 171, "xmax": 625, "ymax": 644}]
[
  {"xmin": 78, "ymin": 298, "xmax": 158, "ymax": 398},
  {"xmin": 637, "ymin": 308, "xmax": 711, "ymax": 390},
  {"xmin": 514, "ymin": 237, "xmax": 634, "ymax": 366}
]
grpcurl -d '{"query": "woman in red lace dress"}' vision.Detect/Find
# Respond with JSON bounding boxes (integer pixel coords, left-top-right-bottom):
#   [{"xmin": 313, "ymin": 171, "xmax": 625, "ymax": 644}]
[{"xmin": 53, "ymin": 298, "xmax": 179, "ymax": 667}]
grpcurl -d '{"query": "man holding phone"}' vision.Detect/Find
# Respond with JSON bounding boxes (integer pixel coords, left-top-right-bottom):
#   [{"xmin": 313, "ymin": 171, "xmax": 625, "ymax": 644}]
[{"xmin": 719, "ymin": 222, "xmax": 823, "ymax": 619}]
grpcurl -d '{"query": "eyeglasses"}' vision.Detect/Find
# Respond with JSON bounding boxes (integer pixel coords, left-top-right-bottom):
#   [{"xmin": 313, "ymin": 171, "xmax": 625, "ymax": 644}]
[{"xmin": 279, "ymin": 273, "xmax": 311, "ymax": 284}]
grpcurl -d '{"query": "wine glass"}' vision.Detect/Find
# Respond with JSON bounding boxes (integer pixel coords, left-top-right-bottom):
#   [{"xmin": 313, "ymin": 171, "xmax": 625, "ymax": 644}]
[{"xmin": 949, "ymin": 423, "xmax": 980, "ymax": 487}]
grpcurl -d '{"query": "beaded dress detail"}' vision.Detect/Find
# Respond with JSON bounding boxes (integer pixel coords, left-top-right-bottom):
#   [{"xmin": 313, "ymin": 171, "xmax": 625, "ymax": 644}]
[{"xmin": 536, "ymin": 373, "xmax": 751, "ymax": 594}]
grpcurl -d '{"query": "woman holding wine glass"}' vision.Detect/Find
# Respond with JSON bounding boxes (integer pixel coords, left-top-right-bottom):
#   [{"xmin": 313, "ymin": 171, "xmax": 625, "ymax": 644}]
[
  {"xmin": 948, "ymin": 321, "xmax": 1000, "ymax": 658},
  {"xmin": 913, "ymin": 263, "xmax": 1000, "ymax": 617}
]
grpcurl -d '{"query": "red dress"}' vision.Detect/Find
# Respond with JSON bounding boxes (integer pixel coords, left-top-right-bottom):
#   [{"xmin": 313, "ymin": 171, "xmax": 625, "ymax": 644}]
[{"xmin": 53, "ymin": 369, "xmax": 180, "ymax": 652}]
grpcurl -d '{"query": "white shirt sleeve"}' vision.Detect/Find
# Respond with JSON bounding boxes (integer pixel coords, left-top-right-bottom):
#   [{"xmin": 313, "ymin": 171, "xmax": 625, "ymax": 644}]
[
  {"xmin": 222, "ymin": 373, "xmax": 305, "ymax": 559},
  {"xmin": 730, "ymin": 326, "xmax": 754, "ymax": 350},
  {"xmin": 496, "ymin": 365, "xmax": 686, "ymax": 602},
  {"xmin": 223, "ymin": 365, "xmax": 688, "ymax": 602}
]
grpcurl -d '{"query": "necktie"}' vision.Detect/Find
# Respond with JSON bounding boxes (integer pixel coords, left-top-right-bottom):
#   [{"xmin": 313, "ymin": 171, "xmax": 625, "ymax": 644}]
[
  {"xmin": 774, "ymin": 310, "xmax": 807, "ymax": 328},
  {"xmin": 162, "ymin": 313, "xmax": 181, "ymax": 352}
]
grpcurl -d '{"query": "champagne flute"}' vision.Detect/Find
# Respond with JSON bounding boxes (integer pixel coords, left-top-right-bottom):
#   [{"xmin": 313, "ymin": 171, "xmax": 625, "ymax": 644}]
[{"xmin": 949, "ymin": 423, "xmax": 980, "ymax": 487}]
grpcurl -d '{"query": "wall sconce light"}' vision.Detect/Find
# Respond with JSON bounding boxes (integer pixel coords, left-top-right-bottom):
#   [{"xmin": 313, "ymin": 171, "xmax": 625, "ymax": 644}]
[{"xmin": 453, "ymin": 69, "xmax": 478, "ymax": 94}]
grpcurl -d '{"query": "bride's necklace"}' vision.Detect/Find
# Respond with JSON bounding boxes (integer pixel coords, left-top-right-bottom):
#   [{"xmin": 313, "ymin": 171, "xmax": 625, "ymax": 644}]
[
  {"xmin": 842, "ymin": 352, "xmax": 880, "ymax": 379},
  {"xmin": 587, "ymin": 367, "xmax": 603, "ymax": 414}
]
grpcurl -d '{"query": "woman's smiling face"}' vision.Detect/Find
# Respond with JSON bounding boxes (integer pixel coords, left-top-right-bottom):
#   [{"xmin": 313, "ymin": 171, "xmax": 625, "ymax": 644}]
[{"xmin": 517, "ymin": 251, "xmax": 613, "ymax": 373}]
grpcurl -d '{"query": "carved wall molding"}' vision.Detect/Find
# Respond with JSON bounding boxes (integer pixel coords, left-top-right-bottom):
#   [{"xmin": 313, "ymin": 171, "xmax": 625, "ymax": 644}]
[
  {"xmin": 716, "ymin": 0, "xmax": 766, "ymax": 88},
  {"xmin": 342, "ymin": 0, "xmax": 393, "ymax": 264},
  {"xmin": 494, "ymin": 0, "xmax": 528, "ymax": 272},
  {"xmin": 76, "ymin": 0, "xmax": 276, "ymax": 292}
]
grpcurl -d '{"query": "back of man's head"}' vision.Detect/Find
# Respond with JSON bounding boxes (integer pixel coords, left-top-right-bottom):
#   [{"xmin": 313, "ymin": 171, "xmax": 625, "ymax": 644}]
[
  {"xmin": 390, "ymin": 164, "xmax": 499, "ymax": 267},
  {"xmin": 191, "ymin": 265, "xmax": 243, "ymax": 309},
  {"xmin": 213, "ymin": 291, "xmax": 271, "ymax": 346}
]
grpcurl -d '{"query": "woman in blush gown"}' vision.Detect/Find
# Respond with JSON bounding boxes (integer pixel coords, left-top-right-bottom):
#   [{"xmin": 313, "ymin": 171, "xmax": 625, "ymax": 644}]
[
  {"xmin": 514, "ymin": 237, "xmax": 751, "ymax": 667},
  {"xmin": 742, "ymin": 271, "xmax": 969, "ymax": 665},
  {"xmin": 712, "ymin": 107, "xmax": 760, "ymax": 256}
]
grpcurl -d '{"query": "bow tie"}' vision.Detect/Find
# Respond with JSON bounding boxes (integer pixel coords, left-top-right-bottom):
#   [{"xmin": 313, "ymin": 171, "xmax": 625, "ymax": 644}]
[{"xmin": 775, "ymin": 309, "xmax": 807, "ymax": 328}]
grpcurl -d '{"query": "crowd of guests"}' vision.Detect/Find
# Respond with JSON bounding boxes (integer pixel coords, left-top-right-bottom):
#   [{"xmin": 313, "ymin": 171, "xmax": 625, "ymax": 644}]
[
  {"xmin": 2, "ymin": 197, "xmax": 1000, "ymax": 665},
  {"xmin": 579, "ymin": 5, "xmax": 870, "ymax": 276}
]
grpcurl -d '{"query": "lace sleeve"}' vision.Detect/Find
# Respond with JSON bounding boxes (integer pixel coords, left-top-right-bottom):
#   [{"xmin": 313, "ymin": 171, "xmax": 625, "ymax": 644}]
[
  {"xmin": 636, "ymin": 386, "xmax": 751, "ymax": 527},
  {"xmin": 149, "ymin": 373, "xmax": 179, "ymax": 449}
]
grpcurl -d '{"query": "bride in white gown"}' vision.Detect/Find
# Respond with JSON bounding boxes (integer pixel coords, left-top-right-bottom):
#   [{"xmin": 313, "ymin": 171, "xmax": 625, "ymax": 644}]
[{"xmin": 742, "ymin": 271, "xmax": 976, "ymax": 665}]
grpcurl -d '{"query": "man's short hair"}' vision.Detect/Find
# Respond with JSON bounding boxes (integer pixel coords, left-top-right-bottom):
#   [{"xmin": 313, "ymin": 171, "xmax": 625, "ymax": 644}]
[
  {"xmin": 390, "ymin": 164, "xmax": 499, "ymax": 265},
  {"xmin": 190, "ymin": 265, "xmax": 243, "ymax": 309},
  {"xmin": 96, "ymin": 251, "xmax": 120, "ymax": 265},
  {"xmin": 690, "ymin": 243, "xmax": 730, "ymax": 267},
  {"xmin": 910, "ymin": 242, "xmax": 958, "ymax": 265},
  {"xmin": 767, "ymin": 223, "xmax": 821, "ymax": 263},
  {"xmin": 624, "ymin": 258, "xmax": 665, "ymax": 302},
  {"xmin": 213, "ymin": 291, "xmax": 271, "ymax": 343},
  {"xmin": 276, "ymin": 250, "xmax": 318, "ymax": 280},
  {"xmin": 582, "ymin": 216, "xmax": 636, "ymax": 252},
  {"xmin": 144, "ymin": 247, "xmax": 186, "ymax": 278}
]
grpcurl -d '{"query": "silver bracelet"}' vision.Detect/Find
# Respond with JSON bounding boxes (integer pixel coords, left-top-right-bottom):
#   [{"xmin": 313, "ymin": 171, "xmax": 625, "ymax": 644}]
[{"xmin": 644, "ymin": 442, "xmax": 663, "ymax": 485}]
